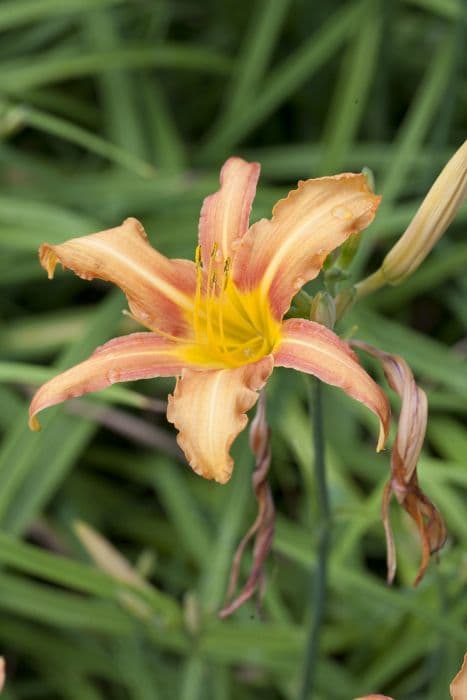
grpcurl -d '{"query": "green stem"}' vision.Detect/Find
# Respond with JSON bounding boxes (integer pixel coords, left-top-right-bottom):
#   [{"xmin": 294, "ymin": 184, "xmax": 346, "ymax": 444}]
[
  {"xmin": 298, "ymin": 379, "xmax": 330, "ymax": 700},
  {"xmin": 354, "ymin": 267, "xmax": 386, "ymax": 299}
]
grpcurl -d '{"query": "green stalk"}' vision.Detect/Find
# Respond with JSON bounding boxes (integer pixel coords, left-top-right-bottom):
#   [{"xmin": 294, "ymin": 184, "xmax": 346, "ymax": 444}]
[{"xmin": 298, "ymin": 379, "xmax": 330, "ymax": 700}]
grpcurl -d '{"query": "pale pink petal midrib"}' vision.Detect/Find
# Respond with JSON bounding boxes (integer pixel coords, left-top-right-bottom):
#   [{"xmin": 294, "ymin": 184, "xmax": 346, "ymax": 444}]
[
  {"xmin": 279, "ymin": 336, "xmax": 360, "ymax": 377},
  {"xmin": 259, "ymin": 192, "xmax": 363, "ymax": 293},
  {"xmin": 88, "ymin": 239, "xmax": 194, "ymax": 312},
  {"xmin": 205, "ymin": 371, "xmax": 224, "ymax": 466}
]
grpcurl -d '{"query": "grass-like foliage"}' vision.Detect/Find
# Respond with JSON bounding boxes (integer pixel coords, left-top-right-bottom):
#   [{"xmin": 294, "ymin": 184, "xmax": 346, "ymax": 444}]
[{"xmin": 0, "ymin": 0, "xmax": 466, "ymax": 698}]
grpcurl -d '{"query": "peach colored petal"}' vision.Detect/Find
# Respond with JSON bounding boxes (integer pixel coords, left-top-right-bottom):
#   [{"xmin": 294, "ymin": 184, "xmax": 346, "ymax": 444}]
[
  {"xmin": 274, "ymin": 319, "xmax": 390, "ymax": 451},
  {"xmin": 166, "ymin": 356, "xmax": 274, "ymax": 484},
  {"xmin": 233, "ymin": 173, "xmax": 381, "ymax": 319},
  {"xmin": 450, "ymin": 654, "xmax": 467, "ymax": 700},
  {"xmin": 39, "ymin": 217, "xmax": 196, "ymax": 337},
  {"xmin": 198, "ymin": 157, "xmax": 260, "ymax": 274},
  {"xmin": 29, "ymin": 333, "xmax": 186, "ymax": 430},
  {"xmin": 354, "ymin": 695, "xmax": 394, "ymax": 700},
  {"xmin": 0, "ymin": 657, "xmax": 4, "ymax": 692}
]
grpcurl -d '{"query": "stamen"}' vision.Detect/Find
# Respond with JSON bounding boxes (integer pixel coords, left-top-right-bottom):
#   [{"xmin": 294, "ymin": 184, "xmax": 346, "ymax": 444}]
[
  {"xmin": 223, "ymin": 257, "xmax": 231, "ymax": 290},
  {"xmin": 193, "ymin": 245, "xmax": 204, "ymax": 339},
  {"xmin": 217, "ymin": 257, "xmax": 232, "ymax": 354},
  {"xmin": 206, "ymin": 270, "xmax": 217, "ymax": 345},
  {"xmin": 122, "ymin": 309, "xmax": 184, "ymax": 343}
]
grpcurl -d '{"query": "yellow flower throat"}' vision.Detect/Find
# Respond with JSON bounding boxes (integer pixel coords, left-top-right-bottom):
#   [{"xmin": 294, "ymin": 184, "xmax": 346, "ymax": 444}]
[{"xmin": 182, "ymin": 243, "xmax": 280, "ymax": 368}]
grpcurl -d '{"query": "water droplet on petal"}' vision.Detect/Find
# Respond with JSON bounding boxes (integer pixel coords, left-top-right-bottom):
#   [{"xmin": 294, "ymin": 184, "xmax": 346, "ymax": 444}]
[
  {"xmin": 332, "ymin": 205, "xmax": 352, "ymax": 221},
  {"xmin": 107, "ymin": 370, "xmax": 120, "ymax": 384},
  {"xmin": 294, "ymin": 276, "xmax": 305, "ymax": 290}
]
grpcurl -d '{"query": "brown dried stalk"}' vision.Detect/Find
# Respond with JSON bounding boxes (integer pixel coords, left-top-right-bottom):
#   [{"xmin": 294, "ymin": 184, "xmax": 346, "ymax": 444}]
[
  {"xmin": 352, "ymin": 341, "xmax": 446, "ymax": 585},
  {"xmin": 219, "ymin": 390, "xmax": 275, "ymax": 618}
]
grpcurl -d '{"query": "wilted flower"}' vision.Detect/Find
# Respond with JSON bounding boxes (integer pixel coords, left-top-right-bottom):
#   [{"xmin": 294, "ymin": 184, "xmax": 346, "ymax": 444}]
[
  {"xmin": 352, "ymin": 341, "xmax": 446, "ymax": 584},
  {"xmin": 29, "ymin": 158, "xmax": 390, "ymax": 482}
]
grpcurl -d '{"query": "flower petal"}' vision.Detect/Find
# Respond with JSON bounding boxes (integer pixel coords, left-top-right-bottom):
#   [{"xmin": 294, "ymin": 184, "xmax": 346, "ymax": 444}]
[
  {"xmin": 198, "ymin": 157, "xmax": 260, "ymax": 273},
  {"xmin": 274, "ymin": 319, "xmax": 390, "ymax": 451},
  {"xmin": 166, "ymin": 356, "xmax": 274, "ymax": 484},
  {"xmin": 233, "ymin": 173, "xmax": 381, "ymax": 319},
  {"xmin": 450, "ymin": 654, "xmax": 467, "ymax": 700},
  {"xmin": 29, "ymin": 332, "xmax": 185, "ymax": 430},
  {"xmin": 39, "ymin": 217, "xmax": 196, "ymax": 336}
]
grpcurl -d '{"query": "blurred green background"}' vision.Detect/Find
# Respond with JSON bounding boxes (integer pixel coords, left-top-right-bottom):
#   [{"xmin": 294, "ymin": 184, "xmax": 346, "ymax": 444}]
[{"xmin": 0, "ymin": 0, "xmax": 466, "ymax": 698}]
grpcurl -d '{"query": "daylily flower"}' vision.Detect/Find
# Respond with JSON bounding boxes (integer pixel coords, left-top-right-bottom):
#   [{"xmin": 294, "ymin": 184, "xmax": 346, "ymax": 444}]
[
  {"xmin": 29, "ymin": 158, "xmax": 390, "ymax": 483},
  {"xmin": 356, "ymin": 652, "xmax": 467, "ymax": 700}
]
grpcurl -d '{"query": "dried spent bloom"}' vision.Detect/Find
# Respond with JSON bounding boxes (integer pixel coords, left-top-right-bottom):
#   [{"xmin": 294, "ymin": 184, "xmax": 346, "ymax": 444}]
[
  {"xmin": 352, "ymin": 341, "xmax": 446, "ymax": 585},
  {"xmin": 29, "ymin": 158, "xmax": 390, "ymax": 483},
  {"xmin": 356, "ymin": 140, "xmax": 467, "ymax": 297},
  {"xmin": 220, "ymin": 391, "xmax": 274, "ymax": 617}
]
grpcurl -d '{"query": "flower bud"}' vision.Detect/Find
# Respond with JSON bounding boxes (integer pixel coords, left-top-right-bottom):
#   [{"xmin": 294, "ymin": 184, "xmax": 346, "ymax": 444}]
[
  {"xmin": 356, "ymin": 141, "xmax": 466, "ymax": 297},
  {"xmin": 382, "ymin": 140, "xmax": 466, "ymax": 284},
  {"xmin": 335, "ymin": 285, "xmax": 356, "ymax": 321},
  {"xmin": 309, "ymin": 291, "xmax": 336, "ymax": 329}
]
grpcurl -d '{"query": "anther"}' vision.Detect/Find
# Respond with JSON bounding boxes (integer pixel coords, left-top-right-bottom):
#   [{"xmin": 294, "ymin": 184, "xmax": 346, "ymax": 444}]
[{"xmin": 223, "ymin": 257, "xmax": 231, "ymax": 290}]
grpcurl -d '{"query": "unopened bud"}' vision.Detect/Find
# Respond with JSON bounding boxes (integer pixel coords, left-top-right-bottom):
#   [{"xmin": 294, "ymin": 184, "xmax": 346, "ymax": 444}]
[
  {"xmin": 356, "ymin": 141, "xmax": 467, "ymax": 297},
  {"xmin": 383, "ymin": 140, "xmax": 466, "ymax": 284},
  {"xmin": 337, "ymin": 232, "xmax": 361, "ymax": 270},
  {"xmin": 310, "ymin": 291, "xmax": 336, "ymax": 329},
  {"xmin": 335, "ymin": 286, "xmax": 356, "ymax": 321}
]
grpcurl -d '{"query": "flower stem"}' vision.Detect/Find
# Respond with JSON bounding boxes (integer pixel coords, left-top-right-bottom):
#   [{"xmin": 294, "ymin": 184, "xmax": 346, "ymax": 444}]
[
  {"xmin": 298, "ymin": 378, "xmax": 330, "ymax": 700},
  {"xmin": 354, "ymin": 267, "xmax": 386, "ymax": 299}
]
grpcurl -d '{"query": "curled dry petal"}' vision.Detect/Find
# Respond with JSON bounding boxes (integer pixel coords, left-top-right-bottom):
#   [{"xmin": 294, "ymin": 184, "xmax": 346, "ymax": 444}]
[
  {"xmin": 219, "ymin": 391, "xmax": 275, "ymax": 618},
  {"xmin": 274, "ymin": 319, "xmax": 390, "ymax": 451},
  {"xmin": 352, "ymin": 341, "xmax": 446, "ymax": 585},
  {"xmin": 29, "ymin": 333, "xmax": 186, "ymax": 430},
  {"xmin": 233, "ymin": 173, "xmax": 381, "ymax": 319},
  {"xmin": 198, "ymin": 156, "xmax": 260, "ymax": 275},
  {"xmin": 450, "ymin": 653, "xmax": 467, "ymax": 700},
  {"xmin": 167, "ymin": 356, "xmax": 274, "ymax": 484},
  {"xmin": 39, "ymin": 217, "xmax": 196, "ymax": 336}
]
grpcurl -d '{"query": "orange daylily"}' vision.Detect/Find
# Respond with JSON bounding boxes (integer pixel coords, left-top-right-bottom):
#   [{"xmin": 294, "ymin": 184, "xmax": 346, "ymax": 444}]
[
  {"xmin": 29, "ymin": 158, "xmax": 390, "ymax": 483},
  {"xmin": 356, "ymin": 651, "xmax": 467, "ymax": 700}
]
